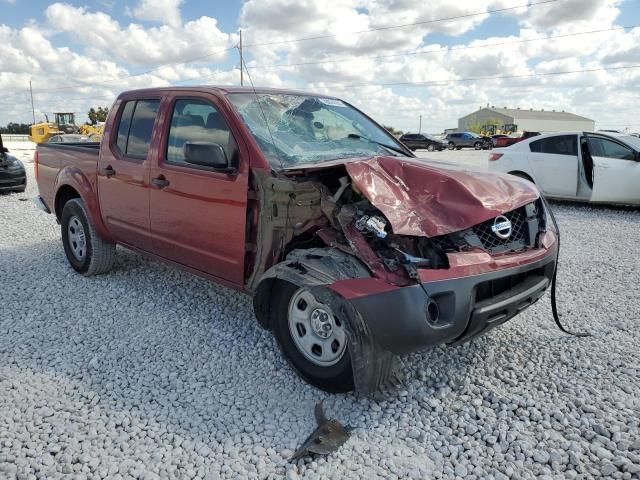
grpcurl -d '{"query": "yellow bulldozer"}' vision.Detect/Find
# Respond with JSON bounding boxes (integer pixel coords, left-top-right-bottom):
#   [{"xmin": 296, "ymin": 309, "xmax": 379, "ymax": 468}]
[
  {"xmin": 79, "ymin": 122, "xmax": 104, "ymax": 139},
  {"xmin": 29, "ymin": 113, "xmax": 104, "ymax": 144},
  {"xmin": 480, "ymin": 123, "xmax": 519, "ymax": 136}
]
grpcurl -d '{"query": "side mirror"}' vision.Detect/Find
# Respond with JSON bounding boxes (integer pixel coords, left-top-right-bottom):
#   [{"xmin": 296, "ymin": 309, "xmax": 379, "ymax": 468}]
[{"xmin": 183, "ymin": 142, "xmax": 234, "ymax": 172}]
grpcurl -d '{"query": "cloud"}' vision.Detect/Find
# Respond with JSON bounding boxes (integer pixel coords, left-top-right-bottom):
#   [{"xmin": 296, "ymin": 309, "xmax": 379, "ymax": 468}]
[
  {"xmin": 239, "ymin": 0, "xmax": 513, "ymax": 59},
  {"xmin": 516, "ymin": 0, "xmax": 622, "ymax": 30},
  {"xmin": 45, "ymin": 3, "xmax": 234, "ymax": 67},
  {"xmin": 129, "ymin": 0, "xmax": 184, "ymax": 27}
]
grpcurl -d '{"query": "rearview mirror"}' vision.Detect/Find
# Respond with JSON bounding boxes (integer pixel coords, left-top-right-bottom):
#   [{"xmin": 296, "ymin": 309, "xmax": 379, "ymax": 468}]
[{"xmin": 184, "ymin": 142, "xmax": 234, "ymax": 172}]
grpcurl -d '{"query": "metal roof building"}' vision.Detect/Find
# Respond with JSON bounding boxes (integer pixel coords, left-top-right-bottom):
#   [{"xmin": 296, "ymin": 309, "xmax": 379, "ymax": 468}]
[{"xmin": 458, "ymin": 106, "xmax": 595, "ymax": 132}]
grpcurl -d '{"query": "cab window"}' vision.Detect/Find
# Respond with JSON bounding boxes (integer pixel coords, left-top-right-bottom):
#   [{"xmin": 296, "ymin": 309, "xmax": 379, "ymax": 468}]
[{"xmin": 166, "ymin": 99, "xmax": 238, "ymax": 167}]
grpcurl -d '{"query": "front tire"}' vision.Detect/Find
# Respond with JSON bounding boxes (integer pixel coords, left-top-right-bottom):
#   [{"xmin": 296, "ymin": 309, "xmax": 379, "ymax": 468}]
[
  {"xmin": 427, "ymin": 144, "xmax": 435, "ymax": 152},
  {"xmin": 448, "ymin": 142, "xmax": 455, "ymax": 150},
  {"xmin": 271, "ymin": 282, "xmax": 354, "ymax": 393},
  {"xmin": 61, "ymin": 198, "xmax": 115, "ymax": 276},
  {"xmin": 474, "ymin": 142, "xmax": 483, "ymax": 150}
]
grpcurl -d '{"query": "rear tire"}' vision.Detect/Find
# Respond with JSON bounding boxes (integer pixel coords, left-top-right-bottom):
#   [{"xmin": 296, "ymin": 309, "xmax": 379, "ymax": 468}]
[
  {"xmin": 271, "ymin": 282, "xmax": 354, "ymax": 393},
  {"xmin": 427, "ymin": 144, "xmax": 435, "ymax": 152},
  {"xmin": 474, "ymin": 142, "xmax": 483, "ymax": 150},
  {"xmin": 61, "ymin": 198, "xmax": 115, "ymax": 276}
]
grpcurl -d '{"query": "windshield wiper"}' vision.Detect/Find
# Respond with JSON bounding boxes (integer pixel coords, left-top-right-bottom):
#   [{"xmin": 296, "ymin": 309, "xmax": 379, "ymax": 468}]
[{"xmin": 347, "ymin": 133, "xmax": 407, "ymax": 156}]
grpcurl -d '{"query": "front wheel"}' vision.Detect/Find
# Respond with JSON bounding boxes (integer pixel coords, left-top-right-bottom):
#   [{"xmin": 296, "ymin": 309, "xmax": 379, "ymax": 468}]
[
  {"xmin": 448, "ymin": 142, "xmax": 455, "ymax": 150},
  {"xmin": 61, "ymin": 198, "xmax": 115, "ymax": 276},
  {"xmin": 271, "ymin": 282, "xmax": 354, "ymax": 392},
  {"xmin": 474, "ymin": 142, "xmax": 483, "ymax": 150},
  {"xmin": 427, "ymin": 144, "xmax": 435, "ymax": 152}
]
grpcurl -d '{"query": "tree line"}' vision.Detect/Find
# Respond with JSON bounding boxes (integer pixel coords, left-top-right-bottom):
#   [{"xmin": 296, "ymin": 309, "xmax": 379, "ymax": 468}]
[{"xmin": 0, "ymin": 123, "xmax": 30, "ymax": 134}]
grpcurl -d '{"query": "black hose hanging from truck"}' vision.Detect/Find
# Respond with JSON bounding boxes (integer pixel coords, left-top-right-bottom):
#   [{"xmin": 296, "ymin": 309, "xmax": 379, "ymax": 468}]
[{"xmin": 543, "ymin": 197, "xmax": 591, "ymax": 338}]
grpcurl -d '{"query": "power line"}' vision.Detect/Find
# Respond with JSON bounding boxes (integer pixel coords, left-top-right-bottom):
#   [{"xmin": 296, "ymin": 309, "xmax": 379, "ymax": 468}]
[
  {"xmin": 319, "ymin": 64, "xmax": 640, "ymax": 89},
  {"xmin": 242, "ymin": 0, "xmax": 564, "ymax": 48},
  {"xmin": 247, "ymin": 25, "xmax": 637, "ymax": 71},
  {"xmin": 7, "ymin": 64, "xmax": 638, "ymax": 114}
]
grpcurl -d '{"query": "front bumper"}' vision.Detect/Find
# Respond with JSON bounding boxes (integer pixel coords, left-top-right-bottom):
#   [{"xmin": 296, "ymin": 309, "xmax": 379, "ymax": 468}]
[
  {"xmin": 332, "ymin": 243, "xmax": 556, "ymax": 355},
  {"xmin": 0, "ymin": 167, "xmax": 26, "ymax": 191}
]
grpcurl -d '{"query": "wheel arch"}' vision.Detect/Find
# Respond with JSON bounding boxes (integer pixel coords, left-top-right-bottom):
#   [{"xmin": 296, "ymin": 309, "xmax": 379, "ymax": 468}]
[
  {"xmin": 54, "ymin": 184, "xmax": 81, "ymax": 220},
  {"xmin": 508, "ymin": 170, "xmax": 536, "ymax": 184},
  {"xmin": 252, "ymin": 248, "xmax": 370, "ymax": 330},
  {"xmin": 54, "ymin": 166, "xmax": 114, "ymax": 242},
  {"xmin": 253, "ymin": 247, "xmax": 398, "ymax": 395}
]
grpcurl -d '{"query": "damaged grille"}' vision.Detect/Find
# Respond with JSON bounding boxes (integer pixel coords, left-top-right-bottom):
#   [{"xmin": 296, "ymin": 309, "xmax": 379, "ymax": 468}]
[
  {"xmin": 472, "ymin": 207, "xmax": 527, "ymax": 252},
  {"xmin": 429, "ymin": 201, "xmax": 544, "ymax": 255}
]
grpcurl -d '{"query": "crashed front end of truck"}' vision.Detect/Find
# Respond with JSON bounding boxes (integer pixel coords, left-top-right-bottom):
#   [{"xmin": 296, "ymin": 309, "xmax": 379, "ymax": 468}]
[{"xmin": 246, "ymin": 155, "xmax": 558, "ymax": 395}]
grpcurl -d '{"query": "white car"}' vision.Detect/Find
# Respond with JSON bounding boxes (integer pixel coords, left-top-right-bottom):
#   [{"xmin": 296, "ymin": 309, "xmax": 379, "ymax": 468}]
[{"xmin": 487, "ymin": 131, "xmax": 640, "ymax": 205}]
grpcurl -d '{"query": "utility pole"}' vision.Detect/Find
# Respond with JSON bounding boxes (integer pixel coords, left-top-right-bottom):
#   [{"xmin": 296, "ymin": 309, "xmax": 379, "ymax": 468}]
[
  {"xmin": 419, "ymin": 114, "xmax": 422, "ymax": 133},
  {"xmin": 239, "ymin": 30, "xmax": 244, "ymax": 86},
  {"xmin": 29, "ymin": 80, "xmax": 36, "ymax": 124}
]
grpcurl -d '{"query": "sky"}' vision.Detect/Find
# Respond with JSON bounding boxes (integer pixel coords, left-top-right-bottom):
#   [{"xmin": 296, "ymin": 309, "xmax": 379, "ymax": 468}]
[{"xmin": 1, "ymin": 0, "xmax": 639, "ymax": 133}]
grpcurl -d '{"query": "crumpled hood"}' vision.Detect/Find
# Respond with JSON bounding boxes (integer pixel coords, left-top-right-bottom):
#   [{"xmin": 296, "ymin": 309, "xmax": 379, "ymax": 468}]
[{"xmin": 344, "ymin": 156, "xmax": 539, "ymax": 237}]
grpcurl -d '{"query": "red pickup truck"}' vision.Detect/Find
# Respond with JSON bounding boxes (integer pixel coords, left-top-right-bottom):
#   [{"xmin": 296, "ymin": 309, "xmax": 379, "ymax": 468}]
[
  {"xmin": 35, "ymin": 87, "xmax": 558, "ymax": 394},
  {"xmin": 493, "ymin": 131, "xmax": 541, "ymax": 148}
]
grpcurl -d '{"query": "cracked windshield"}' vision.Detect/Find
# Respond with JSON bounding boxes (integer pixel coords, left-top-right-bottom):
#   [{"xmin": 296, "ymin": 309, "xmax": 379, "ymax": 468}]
[{"xmin": 227, "ymin": 93, "xmax": 408, "ymax": 168}]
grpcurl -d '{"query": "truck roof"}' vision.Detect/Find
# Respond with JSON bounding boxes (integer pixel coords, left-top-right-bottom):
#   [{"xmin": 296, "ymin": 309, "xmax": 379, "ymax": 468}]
[{"xmin": 117, "ymin": 85, "xmax": 339, "ymax": 99}]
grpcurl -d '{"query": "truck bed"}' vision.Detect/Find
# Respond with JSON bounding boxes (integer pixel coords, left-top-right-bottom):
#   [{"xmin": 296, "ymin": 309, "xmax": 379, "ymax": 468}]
[{"xmin": 36, "ymin": 142, "xmax": 101, "ymax": 215}]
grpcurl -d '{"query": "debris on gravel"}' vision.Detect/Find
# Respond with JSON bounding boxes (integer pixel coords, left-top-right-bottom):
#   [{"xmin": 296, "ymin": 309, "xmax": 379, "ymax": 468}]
[{"xmin": 1, "ymin": 147, "xmax": 639, "ymax": 478}]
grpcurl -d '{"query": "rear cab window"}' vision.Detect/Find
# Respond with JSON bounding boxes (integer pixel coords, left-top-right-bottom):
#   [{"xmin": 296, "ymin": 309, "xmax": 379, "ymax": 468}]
[{"xmin": 114, "ymin": 99, "xmax": 160, "ymax": 159}]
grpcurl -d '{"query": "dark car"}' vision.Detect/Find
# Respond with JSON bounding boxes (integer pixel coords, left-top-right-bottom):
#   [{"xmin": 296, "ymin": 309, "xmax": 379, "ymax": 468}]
[
  {"xmin": 0, "ymin": 133, "xmax": 27, "ymax": 193},
  {"xmin": 445, "ymin": 132, "xmax": 492, "ymax": 150},
  {"xmin": 399, "ymin": 133, "xmax": 445, "ymax": 152}
]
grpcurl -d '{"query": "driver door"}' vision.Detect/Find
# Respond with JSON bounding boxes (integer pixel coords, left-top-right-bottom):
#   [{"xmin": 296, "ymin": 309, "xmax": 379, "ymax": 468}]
[
  {"xmin": 149, "ymin": 94, "xmax": 249, "ymax": 285},
  {"xmin": 586, "ymin": 134, "xmax": 640, "ymax": 205}
]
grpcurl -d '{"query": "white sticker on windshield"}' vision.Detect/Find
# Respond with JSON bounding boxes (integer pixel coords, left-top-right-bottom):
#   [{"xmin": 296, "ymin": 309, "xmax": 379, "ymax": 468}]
[{"xmin": 318, "ymin": 98, "xmax": 346, "ymax": 107}]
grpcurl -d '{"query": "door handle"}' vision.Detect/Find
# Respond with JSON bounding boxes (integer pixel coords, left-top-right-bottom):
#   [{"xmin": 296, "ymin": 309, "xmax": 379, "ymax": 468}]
[
  {"xmin": 99, "ymin": 165, "xmax": 116, "ymax": 177},
  {"xmin": 152, "ymin": 175, "xmax": 170, "ymax": 188}
]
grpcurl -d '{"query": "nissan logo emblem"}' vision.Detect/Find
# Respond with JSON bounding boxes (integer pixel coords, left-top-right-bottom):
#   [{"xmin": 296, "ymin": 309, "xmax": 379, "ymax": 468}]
[{"xmin": 491, "ymin": 215, "xmax": 512, "ymax": 239}]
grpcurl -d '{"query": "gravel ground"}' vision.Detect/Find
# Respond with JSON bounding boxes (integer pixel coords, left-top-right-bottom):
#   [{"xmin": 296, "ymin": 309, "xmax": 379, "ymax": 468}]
[{"xmin": 1, "ymin": 143, "xmax": 639, "ymax": 479}]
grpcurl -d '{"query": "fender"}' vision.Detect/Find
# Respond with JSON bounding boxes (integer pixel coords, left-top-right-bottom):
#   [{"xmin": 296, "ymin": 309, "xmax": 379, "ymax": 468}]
[{"xmin": 54, "ymin": 165, "xmax": 115, "ymax": 243}]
